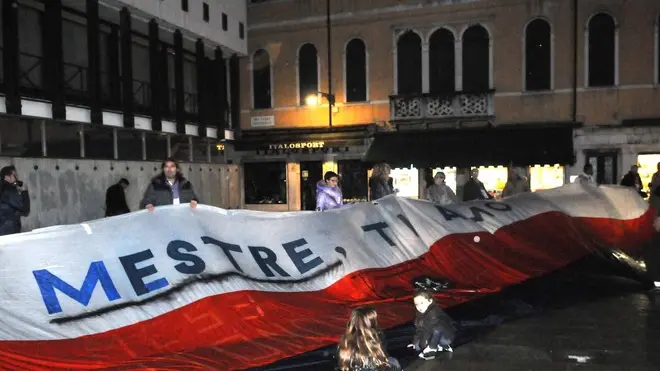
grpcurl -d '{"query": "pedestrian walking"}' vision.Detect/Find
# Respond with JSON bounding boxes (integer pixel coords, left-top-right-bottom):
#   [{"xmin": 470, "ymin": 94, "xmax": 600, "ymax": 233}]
[{"xmin": 105, "ymin": 178, "xmax": 130, "ymax": 217}]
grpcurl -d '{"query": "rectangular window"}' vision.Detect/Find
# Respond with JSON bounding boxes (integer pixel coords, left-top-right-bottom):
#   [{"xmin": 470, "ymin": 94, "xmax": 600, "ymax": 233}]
[
  {"xmin": 117, "ymin": 129, "xmax": 145, "ymax": 161},
  {"xmin": 181, "ymin": 0, "xmax": 189, "ymax": 12},
  {"xmin": 203, "ymin": 3, "xmax": 209, "ymax": 22},
  {"xmin": 222, "ymin": 13, "xmax": 228, "ymax": 31},
  {"xmin": 244, "ymin": 162, "xmax": 287, "ymax": 204},
  {"xmin": 239, "ymin": 22, "xmax": 245, "ymax": 40}
]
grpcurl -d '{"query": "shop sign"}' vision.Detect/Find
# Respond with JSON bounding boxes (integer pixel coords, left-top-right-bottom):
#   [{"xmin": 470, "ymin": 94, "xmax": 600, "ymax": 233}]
[
  {"xmin": 251, "ymin": 115, "xmax": 275, "ymax": 128},
  {"xmin": 267, "ymin": 141, "xmax": 325, "ymax": 150}
]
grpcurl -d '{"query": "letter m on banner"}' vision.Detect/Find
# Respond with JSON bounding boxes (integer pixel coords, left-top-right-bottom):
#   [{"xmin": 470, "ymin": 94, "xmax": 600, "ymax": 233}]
[{"xmin": 33, "ymin": 261, "xmax": 121, "ymax": 315}]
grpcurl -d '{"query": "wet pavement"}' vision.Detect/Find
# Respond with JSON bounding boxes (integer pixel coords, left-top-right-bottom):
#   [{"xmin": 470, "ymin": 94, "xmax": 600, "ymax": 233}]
[
  {"xmin": 251, "ymin": 257, "xmax": 660, "ymax": 371},
  {"xmin": 401, "ymin": 276, "xmax": 660, "ymax": 370}
]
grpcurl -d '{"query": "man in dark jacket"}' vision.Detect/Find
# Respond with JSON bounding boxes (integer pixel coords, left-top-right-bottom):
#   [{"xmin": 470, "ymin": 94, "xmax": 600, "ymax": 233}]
[
  {"xmin": 621, "ymin": 165, "xmax": 646, "ymax": 197},
  {"xmin": 0, "ymin": 165, "xmax": 30, "ymax": 236},
  {"xmin": 463, "ymin": 168, "xmax": 493, "ymax": 202},
  {"xmin": 105, "ymin": 178, "xmax": 130, "ymax": 217},
  {"xmin": 140, "ymin": 158, "xmax": 199, "ymax": 211}
]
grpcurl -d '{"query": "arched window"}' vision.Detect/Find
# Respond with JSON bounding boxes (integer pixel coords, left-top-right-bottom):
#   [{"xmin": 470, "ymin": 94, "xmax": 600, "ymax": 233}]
[
  {"xmin": 462, "ymin": 25, "xmax": 490, "ymax": 92},
  {"xmin": 525, "ymin": 19, "xmax": 551, "ymax": 91},
  {"xmin": 345, "ymin": 38, "xmax": 367, "ymax": 102},
  {"xmin": 252, "ymin": 49, "xmax": 271, "ymax": 109},
  {"xmin": 298, "ymin": 43, "xmax": 318, "ymax": 105},
  {"xmin": 396, "ymin": 31, "xmax": 422, "ymax": 95},
  {"xmin": 429, "ymin": 28, "xmax": 455, "ymax": 93},
  {"xmin": 656, "ymin": 15, "xmax": 660, "ymax": 84},
  {"xmin": 588, "ymin": 13, "xmax": 616, "ymax": 87}
]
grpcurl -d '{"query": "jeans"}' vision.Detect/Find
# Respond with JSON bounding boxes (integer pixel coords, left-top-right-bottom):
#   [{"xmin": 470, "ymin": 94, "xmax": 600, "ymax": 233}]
[{"xmin": 415, "ymin": 328, "xmax": 452, "ymax": 350}]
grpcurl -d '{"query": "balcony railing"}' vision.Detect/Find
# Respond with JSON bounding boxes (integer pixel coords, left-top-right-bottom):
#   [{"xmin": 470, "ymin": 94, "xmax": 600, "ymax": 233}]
[{"xmin": 390, "ymin": 92, "xmax": 494, "ymax": 121}]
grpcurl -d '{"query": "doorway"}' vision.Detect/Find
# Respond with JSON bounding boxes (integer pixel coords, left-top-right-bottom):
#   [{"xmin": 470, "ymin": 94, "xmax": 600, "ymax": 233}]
[
  {"xmin": 585, "ymin": 150, "xmax": 618, "ymax": 185},
  {"xmin": 300, "ymin": 161, "xmax": 323, "ymax": 211}
]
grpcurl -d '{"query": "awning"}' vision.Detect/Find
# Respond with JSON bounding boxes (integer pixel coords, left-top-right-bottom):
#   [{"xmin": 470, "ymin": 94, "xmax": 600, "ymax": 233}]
[
  {"xmin": 364, "ymin": 123, "xmax": 578, "ymax": 168},
  {"xmin": 234, "ymin": 124, "xmax": 376, "ymax": 151}
]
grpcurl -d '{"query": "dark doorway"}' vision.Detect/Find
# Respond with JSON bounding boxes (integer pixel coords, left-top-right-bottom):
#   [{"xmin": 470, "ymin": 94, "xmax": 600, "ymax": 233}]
[
  {"xmin": 585, "ymin": 151, "xmax": 618, "ymax": 185},
  {"xmin": 300, "ymin": 161, "xmax": 323, "ymax": 211}
]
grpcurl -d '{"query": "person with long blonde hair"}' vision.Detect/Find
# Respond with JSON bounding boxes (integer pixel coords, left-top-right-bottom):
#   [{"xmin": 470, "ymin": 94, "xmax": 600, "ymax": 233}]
[
  {"xmin": 337, "ymin": 307, "xmax": 400, "ymax": 371},
  {"xmin": 369, "ymin": 163, "xmax": 394, "ymax": 201}
]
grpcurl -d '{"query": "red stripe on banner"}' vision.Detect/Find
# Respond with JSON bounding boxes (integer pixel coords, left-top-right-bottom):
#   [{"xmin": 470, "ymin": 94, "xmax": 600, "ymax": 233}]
[{"xmin": 0, "ymin": 210, "xmax": 653, "ymax": 371}]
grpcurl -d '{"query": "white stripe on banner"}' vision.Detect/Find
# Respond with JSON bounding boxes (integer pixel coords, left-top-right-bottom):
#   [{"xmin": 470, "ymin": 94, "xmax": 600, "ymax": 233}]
[{"xmin": 0, "ymin": 184, "xmax": 648, "ymax": 341}]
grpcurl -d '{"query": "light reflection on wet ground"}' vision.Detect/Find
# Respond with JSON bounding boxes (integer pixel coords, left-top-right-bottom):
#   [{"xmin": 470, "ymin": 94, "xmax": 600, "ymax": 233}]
[
  {"xmin": 250, "ymin": 270, "xmax": 660, "ymax": 371},
  {"xmin": 403, "ymin": 277, "xmax": 660, "ymax": 370}
]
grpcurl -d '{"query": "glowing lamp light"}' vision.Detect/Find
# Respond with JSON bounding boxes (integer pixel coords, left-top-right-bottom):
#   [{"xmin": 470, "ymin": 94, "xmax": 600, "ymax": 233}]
[{"xmin": 305, "ymin": 94, "xmax": 319, "ymax": 106}]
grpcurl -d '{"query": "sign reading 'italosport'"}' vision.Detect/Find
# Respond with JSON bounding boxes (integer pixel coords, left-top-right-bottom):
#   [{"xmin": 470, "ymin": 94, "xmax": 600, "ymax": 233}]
[{"xmin": 0, "ymin": 184, "xmax": 653, "ymax": 371}]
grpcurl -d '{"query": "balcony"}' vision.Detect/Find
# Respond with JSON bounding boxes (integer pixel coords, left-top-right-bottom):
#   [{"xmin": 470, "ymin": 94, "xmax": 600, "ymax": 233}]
[{"xmin": 389, "ymin": 91, "xmax": 494, "ymax": 122}]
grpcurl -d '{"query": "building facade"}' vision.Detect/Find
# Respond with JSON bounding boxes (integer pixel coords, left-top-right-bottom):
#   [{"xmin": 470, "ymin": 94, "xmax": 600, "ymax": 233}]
[
  {"xmin": 0, "ymin": 0, "xmax": 247, "ymax": 230},
  {"xmin": 238, "ymin": 0, "xmax": 660, "ymax": 211}
]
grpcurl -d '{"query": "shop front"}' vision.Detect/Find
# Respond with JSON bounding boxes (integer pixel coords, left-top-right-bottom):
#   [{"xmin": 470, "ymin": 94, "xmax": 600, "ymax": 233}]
[
  {"xmin": 233, "ymin": 125, "xmax": 375, "ymax": 211},
  {"xmin": 365, "ymin": 123, "xmax": 577, "ymax": 199},
  {"xmin": 570, "ymin": 119, "xmax": 660, "ymax": 193}
]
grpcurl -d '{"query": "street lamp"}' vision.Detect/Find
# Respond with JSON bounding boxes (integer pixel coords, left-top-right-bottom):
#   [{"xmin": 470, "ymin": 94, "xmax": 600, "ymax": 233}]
[{"xmin": 305, "ymin": 92, "xmax": 335, "ymax": 108}]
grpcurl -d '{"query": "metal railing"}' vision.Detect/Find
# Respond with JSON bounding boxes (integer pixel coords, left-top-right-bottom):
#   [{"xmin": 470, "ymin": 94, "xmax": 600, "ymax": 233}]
[{"xmin": 390, "ymin": 91, "xmax": 494, "ymax": 121}]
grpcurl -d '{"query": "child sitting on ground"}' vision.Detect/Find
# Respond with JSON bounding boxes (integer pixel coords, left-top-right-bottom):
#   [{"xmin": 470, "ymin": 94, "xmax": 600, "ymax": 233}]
[
  {"xmin": 408, "ymin": 290, "xmax": 456, "ymax": 360},
  {"xmin": 337, "ymin": 306, "xmax": 401, "ymax": 371}
]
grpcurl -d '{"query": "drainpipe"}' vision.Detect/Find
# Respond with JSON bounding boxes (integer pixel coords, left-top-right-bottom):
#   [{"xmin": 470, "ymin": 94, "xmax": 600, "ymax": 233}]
[{"xmin": 572, "ymin": 0, "xmax": 578, "ymax": 123}]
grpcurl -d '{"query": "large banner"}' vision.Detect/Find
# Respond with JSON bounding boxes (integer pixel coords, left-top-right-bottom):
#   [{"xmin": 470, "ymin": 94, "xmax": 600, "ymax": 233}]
[{"xmin": 0, "ymin": 184, "xmax": 653, "ymax": 370}]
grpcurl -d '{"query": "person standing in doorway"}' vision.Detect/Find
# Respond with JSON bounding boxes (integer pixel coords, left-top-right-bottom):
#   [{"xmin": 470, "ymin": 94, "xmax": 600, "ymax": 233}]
[
  {"xmin": 105, "ymin": 178, "xmax": 130, "ymax": 217},
  {"xmin": 0, "ymin": 165, "xmax": 30, "ymax": 236},
  {"xmin": 574, "ymin": 164, "xmax": 596, "ymax": 185},
  {"xmin": 140, "ymin": 158, "xmax": 199, "ymax": 211},
  {"xmin": 463, "ymin": 168, "xmax": 492, "ymax": 202}
]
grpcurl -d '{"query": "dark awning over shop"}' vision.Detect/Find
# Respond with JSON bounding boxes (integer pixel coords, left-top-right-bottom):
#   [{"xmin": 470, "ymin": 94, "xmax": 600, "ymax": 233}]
[
  {"xmin": 234, "ymin": 124, "xmax": 376, "ymax": 151},
  {"xmin": 364, "ymin": 123, "xmax": 578, "ymax": 168}
]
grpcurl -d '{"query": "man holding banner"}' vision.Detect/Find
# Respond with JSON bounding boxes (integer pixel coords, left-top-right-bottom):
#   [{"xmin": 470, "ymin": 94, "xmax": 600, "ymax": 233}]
[{"xmin": 140, "ymin": 158, "xmax": 199, "ymax": 211}]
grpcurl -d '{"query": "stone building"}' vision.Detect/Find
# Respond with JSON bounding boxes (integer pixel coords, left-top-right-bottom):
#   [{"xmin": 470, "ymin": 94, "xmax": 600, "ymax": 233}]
[{"xmin": 236, "ymin": 0, "xmax": 660, "ymax": 211}]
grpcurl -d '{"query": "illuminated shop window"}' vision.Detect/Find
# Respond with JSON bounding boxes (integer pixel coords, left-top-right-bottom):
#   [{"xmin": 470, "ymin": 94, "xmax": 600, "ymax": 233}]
[
  {"xmin": 476, "ymin": 166, "xmax": 507, "ymax": 199},
  {"xmin": 637, "ymin": 154, "xmax": 660, "ymax": 195},
  {"xmin": 529, "ymin": 164, "xmax": 564, "ymax": 192},
  {"xmin": 391, "ymin": 166, "xmax": 419, "ymax": 199}
]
